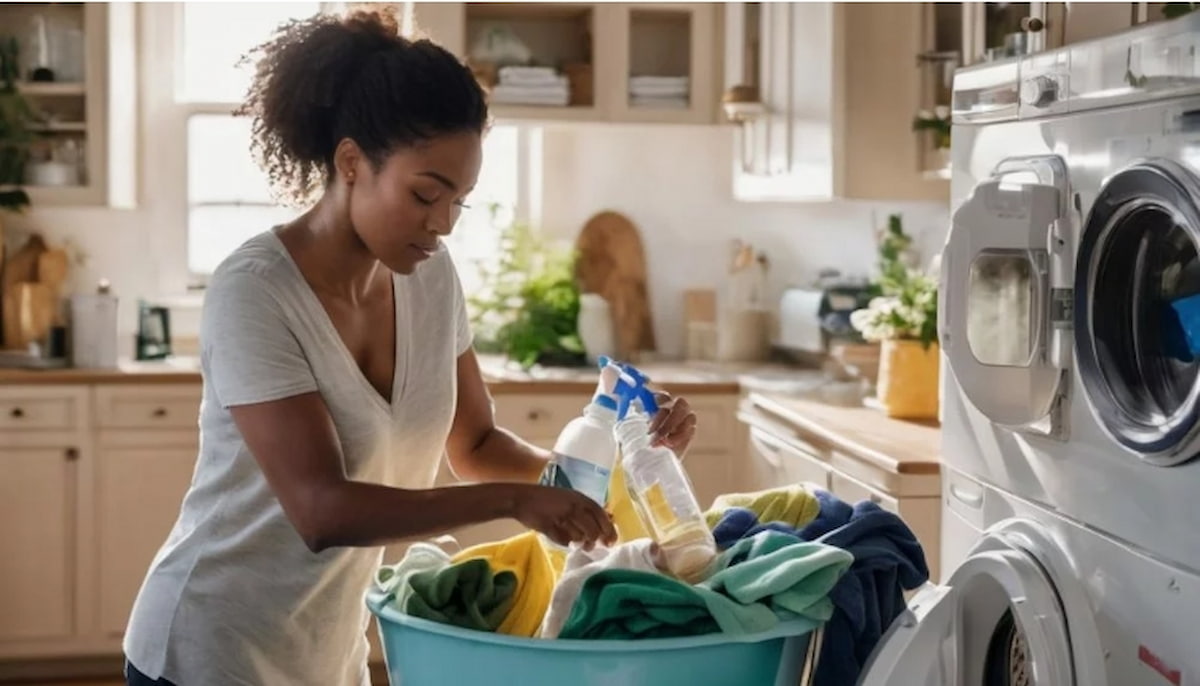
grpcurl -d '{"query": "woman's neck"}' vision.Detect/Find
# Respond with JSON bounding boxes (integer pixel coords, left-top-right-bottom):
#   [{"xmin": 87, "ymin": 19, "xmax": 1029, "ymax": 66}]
[{"xmin": 283, "ymin": 195, "xmax": 383, "ymax": 303}]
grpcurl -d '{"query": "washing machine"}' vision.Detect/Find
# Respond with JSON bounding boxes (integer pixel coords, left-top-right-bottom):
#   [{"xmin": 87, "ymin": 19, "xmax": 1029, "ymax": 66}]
[{"xmin": 859, "ymin": 14, "xmax": 1200, "ymax": 685}]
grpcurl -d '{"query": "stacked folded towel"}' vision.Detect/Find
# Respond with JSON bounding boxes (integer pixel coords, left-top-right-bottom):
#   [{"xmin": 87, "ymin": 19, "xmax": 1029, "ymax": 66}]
[
  {"xmin": 491, "ymin": 66, "xmax": 570, "ymax": 107},
  {"xmin": 629, "ymin": 75, "xmax": 689, "ymax": 109}
]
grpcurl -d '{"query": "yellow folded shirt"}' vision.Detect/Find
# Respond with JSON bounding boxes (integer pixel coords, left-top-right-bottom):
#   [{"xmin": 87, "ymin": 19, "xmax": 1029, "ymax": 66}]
[
  {"xmin": 451, "ymin": 531, "xmax": 564, "ymax": 637},
  {"xmin": 703, "ymin": 484, "xmax": 821, "ymax": 530}
]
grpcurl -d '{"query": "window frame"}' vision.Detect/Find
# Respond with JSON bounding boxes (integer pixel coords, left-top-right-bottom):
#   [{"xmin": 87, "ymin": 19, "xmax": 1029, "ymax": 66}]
[{"xmin": 169, "ymin": 2, "xmax": 537, "ymax": 290}]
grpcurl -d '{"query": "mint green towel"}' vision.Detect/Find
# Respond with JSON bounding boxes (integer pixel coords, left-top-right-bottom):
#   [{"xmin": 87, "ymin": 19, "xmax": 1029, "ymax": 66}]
[
  {"xmin": 404, "ymin": 558, "xmax": 519, "ymax": 632},
  {"xmin": 701, "ymin": 530, "xmax": 850, "ymax": 624},
  {"xmin": 559, "ymin": 531, "xmax": 852, "ymax": 639}
]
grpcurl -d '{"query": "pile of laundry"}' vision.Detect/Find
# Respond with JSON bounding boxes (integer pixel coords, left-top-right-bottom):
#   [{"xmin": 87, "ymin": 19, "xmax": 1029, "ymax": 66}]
[
  {"xmin": 490, "ymin": 66, "xmax": 570, "ymax": 107},
  {"xmin": 372, "ymin": 484, "xmax": 929, "ymax": 685},
  {"xmin": 628, "ymin": 75, "xmax": 690, "ymax": 109}
]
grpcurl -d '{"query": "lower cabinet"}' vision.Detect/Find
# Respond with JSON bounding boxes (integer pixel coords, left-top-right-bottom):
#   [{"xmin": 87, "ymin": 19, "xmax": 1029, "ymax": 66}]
[
  {"xmin": 739, "ymin": 397, "xmax": 942, "ymax": 582},
  {"xmin": 0, "ymin": 384, "xmax": 198, "ymax": 662}
]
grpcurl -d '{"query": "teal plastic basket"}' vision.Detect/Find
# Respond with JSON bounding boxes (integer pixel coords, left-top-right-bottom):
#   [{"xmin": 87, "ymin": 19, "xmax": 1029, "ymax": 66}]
[{"xmin": 366, "ymin": 590, "xmax": 817, "ymax": 686}]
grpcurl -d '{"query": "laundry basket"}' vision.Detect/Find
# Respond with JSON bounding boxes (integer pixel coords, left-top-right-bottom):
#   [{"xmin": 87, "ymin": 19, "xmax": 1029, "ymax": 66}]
[{"xmin": 366, "ymin": 590, "xmax": 821, "ymax": 686}]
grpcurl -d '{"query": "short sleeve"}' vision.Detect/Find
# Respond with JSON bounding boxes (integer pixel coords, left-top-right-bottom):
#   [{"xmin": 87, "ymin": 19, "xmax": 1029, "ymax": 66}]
[
  {"xmin": 450, "ymin": 261, "xmax": 474, "ymax": 357},
  {"xmin": 200, "ymin": 271, "xmax": 319, "ymax": 408}
]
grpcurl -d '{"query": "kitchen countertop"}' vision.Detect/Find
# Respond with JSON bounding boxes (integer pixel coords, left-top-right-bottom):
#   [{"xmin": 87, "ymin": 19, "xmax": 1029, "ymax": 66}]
[
  {"xmin": 743, "ymin": 391, "xmax": 940, "ymax": 475},
  {"xmin": 0, "ymin": 353, "xmax": 830, "ymax": 395}
]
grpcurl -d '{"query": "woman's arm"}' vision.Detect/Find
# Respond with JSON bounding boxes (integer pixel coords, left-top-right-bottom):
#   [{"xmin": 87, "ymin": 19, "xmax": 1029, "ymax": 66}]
[
  {"xmin": 229, "ymin": 391, "xmax": 614, "ymax": 552},
  {"xmin": 445, "ymin": 350, "xmax": 551, "ymax": 483}
]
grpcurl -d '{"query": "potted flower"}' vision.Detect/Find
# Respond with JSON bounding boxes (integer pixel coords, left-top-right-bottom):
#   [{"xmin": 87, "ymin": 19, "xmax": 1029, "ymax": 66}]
[
  {"xmin": 912, "ymin": 105, "xmax": 951, "ymax": 171},
  {"xmin": 851, "ymin": 215, "xmax": 940, "ymax": 420}
]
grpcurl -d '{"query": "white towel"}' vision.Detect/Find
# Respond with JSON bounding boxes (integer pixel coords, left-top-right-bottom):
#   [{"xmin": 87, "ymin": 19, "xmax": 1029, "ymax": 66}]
[
  {"xmin": 491, "ymin": 84, "xmax": 570, "ymax": 106},
  {"xmin": 629, "ymin": 75, "xmax": 690, "ymax": 88},
  {"xmin": 501, "ymin": 73, "xmax": 570, "ymax": 88},
  {"xmin": 374, "ymin": 542, "xmax": 452, "ymax": 608},
  {"xmin": 538, "ymin": 538, "xmax": 665, "ymax": 639},
  {"xmin": 499, "ymin": 66, "xmax": 561, "ymax": 85},
  {"xmin": 630, "ymin": 96, "xmax": 690, "ymax": 110},
  {"xmin": 629, "ymin": 80, "xmax": 689, "ymax": 98}
]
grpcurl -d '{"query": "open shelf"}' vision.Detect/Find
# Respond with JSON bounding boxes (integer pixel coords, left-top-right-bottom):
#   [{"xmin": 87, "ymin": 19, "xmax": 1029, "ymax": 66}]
[
  {"xmin": 465, "ymin": 2, "xmax": 594, "ymax": 110},
  {"xmin": 628, "ymin": 9, "xmax": 692, "ymax": 110}
]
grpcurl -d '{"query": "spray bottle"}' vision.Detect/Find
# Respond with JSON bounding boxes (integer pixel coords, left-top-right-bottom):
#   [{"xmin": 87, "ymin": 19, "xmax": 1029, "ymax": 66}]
[
  {"xmin": 536, "ymin": 357, "xmax": 625, "ymax": 507},
  {"xmin": 607, "ymin": 360, "xmax": 717, "ymax": 582}
]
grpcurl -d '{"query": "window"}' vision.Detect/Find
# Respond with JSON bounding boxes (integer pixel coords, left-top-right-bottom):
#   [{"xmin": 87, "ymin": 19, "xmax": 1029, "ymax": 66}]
[{"xmin": 177, "ymin": 2, "xmax": 528, "ymax": 286}]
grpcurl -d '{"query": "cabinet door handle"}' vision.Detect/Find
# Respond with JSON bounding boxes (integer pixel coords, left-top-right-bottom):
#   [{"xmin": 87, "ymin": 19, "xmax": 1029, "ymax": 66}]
[
  {"xmin": 64, "ymin": 447, "xmax": 79, "ymax": 461},
  {"xmin": 9, "ymin": 406, "xmax": 24, "ymax": 419},
  {"xmin": 527, "ymin": 409, "xmax": 545, "ymax": 421},
  {"xmin": 152, "ymin": 407, "xmax": 168, "ymax": 418}
]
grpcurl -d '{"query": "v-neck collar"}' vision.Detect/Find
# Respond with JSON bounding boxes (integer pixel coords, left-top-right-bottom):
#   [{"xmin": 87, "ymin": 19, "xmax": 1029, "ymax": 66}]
[{"xmin": 265, "ymin": 230, "xmax": 402, "ymax": 413}]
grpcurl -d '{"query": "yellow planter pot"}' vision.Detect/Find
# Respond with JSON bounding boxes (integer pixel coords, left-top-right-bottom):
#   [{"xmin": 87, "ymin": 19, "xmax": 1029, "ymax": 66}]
[{"xmin": 876, "ymin": 339, "xmax": 940, "ymax": 420}]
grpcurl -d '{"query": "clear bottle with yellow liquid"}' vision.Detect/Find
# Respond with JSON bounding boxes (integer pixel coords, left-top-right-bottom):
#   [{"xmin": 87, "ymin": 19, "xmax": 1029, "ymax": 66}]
[{"xmin": 614, "ymin": 413, "xmax": 717, "ymax": 583}]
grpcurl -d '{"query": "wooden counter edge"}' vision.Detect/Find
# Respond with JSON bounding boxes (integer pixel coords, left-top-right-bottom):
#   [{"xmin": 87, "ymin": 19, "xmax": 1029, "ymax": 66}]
[{"xmin": 747, "ymin": 391, "xmax": 941, "ymax": 476}]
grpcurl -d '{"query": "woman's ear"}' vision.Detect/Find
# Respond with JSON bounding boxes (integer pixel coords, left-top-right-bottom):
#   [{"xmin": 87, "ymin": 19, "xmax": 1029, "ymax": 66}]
[{"xmin": 332, "ymin": 137, "xmax": 364, "ymax": 185}]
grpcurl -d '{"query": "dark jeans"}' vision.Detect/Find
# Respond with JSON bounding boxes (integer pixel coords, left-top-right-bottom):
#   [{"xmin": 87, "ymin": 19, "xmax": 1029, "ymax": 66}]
[{"xmin": 125, "ymin": 661, "xmax": 178, "ymax": 686}]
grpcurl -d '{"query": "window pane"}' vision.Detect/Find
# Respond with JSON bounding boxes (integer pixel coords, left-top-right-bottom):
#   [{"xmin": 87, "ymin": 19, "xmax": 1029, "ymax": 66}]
[
  {"xmin": 180, "ymin": 2, "xmax": 322, "ymax": 103},
  {"xmin": 188, "ymin": 205, "xmax": 296, "ymax": 275},
  {"xmin": 187, "ymin": 114, "xmax": 275, "ymax": 204}
]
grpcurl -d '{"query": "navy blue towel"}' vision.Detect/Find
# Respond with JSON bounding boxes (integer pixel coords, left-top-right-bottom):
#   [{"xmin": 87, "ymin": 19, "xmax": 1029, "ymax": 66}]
[
  {"xmin": 807, "ymin": 495, "xmax": 930, "ymax": 686},
  {"xmin": 711, "ymin": 507, "xmax": 805, "ymax": 550}
]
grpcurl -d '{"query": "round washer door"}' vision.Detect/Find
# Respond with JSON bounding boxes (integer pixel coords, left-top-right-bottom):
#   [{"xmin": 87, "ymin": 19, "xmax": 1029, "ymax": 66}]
[
  {"xmin": 1075, "ymin": 159, "xmax": 1200, "ymax": 464},
  {"xmin": 858, "ymin": 524, "xmax": 1074, "ymax": 686}
]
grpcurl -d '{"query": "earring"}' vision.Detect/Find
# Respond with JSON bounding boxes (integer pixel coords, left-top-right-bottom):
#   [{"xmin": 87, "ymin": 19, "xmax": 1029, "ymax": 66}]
[{"xmin": 346, "ymin": 171, "xmax": 355, "ymax": 184}]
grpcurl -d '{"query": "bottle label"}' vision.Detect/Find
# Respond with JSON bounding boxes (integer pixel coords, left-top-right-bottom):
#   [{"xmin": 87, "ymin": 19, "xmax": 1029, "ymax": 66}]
[{"xmin": 538, "ymin": 452, "xmax": 611, "ymax": 507}]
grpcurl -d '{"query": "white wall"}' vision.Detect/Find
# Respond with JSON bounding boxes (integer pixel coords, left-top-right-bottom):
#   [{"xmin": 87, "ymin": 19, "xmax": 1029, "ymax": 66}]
[{"xmin": 538, "ymin": 125, "xmax": 950, "ymax": 356}]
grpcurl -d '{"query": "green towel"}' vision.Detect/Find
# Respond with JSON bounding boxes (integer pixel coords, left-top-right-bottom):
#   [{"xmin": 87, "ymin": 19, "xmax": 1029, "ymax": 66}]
[
  {"xmin": 559, "ymin": 531, "xmax": 852, "ymax": 640},
  {"xmin": 701, "ymin": 531, "xmax": 850, "ymax": 623},
  {"xmin": 404, "ymin": 558, "xmax": 519, "ymax": 632}
]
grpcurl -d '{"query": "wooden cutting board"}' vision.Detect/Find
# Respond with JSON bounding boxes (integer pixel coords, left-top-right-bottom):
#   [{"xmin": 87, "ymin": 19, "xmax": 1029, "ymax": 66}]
[{"xmin": 574, "ymin": 211, "xmax": 656, "ymax": 360}]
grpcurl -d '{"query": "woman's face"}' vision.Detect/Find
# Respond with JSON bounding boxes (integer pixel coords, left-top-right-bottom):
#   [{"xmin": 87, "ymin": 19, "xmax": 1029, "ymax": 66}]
[{"xmin": 346, "ymin": 131, "xmax": 483, "ymax": 275}]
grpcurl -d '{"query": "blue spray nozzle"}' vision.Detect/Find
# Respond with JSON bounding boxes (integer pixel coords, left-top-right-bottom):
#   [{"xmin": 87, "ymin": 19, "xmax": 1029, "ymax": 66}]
[{"xmin": 603, "ymin": 358, "xmax": 659, "ymax": 421}]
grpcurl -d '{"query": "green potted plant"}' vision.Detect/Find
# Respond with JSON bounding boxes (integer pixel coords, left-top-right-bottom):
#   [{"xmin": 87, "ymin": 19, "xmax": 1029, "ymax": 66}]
[
  {"xmin": 468, "ymin": 211, "xmax": 585, "ymax": 369},
  {"xmin": 851, "ymin": 214, "xmax": 940, "ymax": 419}
]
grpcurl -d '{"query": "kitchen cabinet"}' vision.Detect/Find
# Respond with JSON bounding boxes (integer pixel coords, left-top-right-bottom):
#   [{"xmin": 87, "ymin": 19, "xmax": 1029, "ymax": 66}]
[
  {"xmin": 0, "ymin": 384, "xmax": 194, "ymax": 661},
  {"xmin": 93, "ymin": 385, "xmax": 200, "ymax": 638},
  {"xmin": 723, "ymin": 2, "xmax": 947, "ymax": 203},
  {"xmin": 0, "ymin": 385, "xmax": 90, "ymax": 658},
  {"xmin": 737, "ymin": 392, "xmax": 943, "ymax": 582},
  {"xmin": 406, "ymin": 2, "xmax": 721, "ymax": 125},
  {"xmin": 0, "ymin": 445, "xmax": 76, "ymax": 643},
  {"xmin": 0, "ymin": 2, "xmax": 137, "ymax": 207}
]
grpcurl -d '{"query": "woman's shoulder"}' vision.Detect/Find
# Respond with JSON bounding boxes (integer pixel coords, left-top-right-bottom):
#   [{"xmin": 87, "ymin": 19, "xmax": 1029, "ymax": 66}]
[{"xmin": 207, "ymin": 231, "xmax": 295, "ymax": 294}]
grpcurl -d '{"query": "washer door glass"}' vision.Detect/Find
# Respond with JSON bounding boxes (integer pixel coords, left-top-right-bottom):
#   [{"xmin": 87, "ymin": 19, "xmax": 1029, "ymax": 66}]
[{"xmin": 1076, "ymin": 160, "xmax": 1200, "ymax": 463}]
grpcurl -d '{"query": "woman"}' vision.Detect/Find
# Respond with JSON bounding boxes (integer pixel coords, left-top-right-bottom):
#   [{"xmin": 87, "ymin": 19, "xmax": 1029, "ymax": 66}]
[{"xmin": 123, "ymin": 9, "xmax": 698, "ymax": 686}]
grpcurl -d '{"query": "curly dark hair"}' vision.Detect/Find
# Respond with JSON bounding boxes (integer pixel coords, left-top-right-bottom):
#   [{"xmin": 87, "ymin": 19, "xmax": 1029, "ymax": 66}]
[{"xmin": 236, "ymin": 7, "xmax": 489, "ymax": 205}]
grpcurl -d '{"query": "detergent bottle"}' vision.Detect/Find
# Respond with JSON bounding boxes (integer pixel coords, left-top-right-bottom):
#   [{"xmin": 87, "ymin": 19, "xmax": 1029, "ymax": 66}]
[
  {"xmin": 536, "ymin": 357, "xmax": 624, "ymax": 508},
  {"xmin": 609, "ymin": 363, "xmax": 717, "ymax": 583}
]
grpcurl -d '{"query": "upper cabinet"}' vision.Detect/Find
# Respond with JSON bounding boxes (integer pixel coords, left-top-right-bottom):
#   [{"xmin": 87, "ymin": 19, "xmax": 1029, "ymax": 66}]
[
  {"xmin": 0, "ymin": 2, "xmax": 137, "ymax": 208},
  {"xmin": 407, "ymin": 2, "xmax": 720, "ymax": 125},
  {"xmin": 723, "ymin": 2, "xmax": 948, "ymax": 203}
]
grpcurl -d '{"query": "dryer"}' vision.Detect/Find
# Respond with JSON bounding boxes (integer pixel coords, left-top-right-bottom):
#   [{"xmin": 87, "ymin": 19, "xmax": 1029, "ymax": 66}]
[
  {"xmin": 941, "ymin": 12, "xmax": 1200, "ymax": 576},
  {"xmin": 860, "ymin": 14, "xmax": 1200, "ymax": 686}
]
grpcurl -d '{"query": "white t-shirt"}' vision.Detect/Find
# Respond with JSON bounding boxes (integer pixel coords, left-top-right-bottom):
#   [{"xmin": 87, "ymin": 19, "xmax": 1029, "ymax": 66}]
[{"xmin": 124, "ymin": 230, "xmax": 472, "ymax": 685}]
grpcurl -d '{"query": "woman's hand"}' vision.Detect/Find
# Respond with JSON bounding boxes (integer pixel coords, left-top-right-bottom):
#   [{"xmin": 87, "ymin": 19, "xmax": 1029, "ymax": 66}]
[
  {"xmin": 648, "ymin": 392, "xmax": 698, "ymax": 456},
  {"xmin": 511, "ymin": 484, "xmax": 618, "ymax": 548}
]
